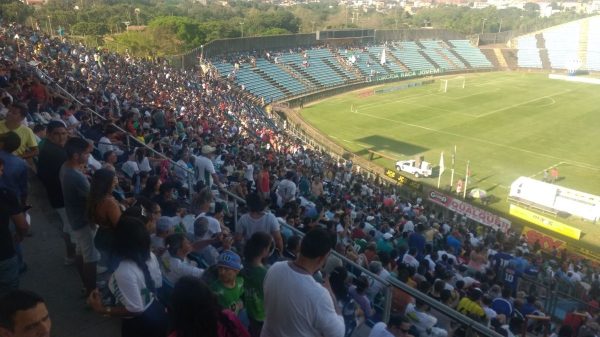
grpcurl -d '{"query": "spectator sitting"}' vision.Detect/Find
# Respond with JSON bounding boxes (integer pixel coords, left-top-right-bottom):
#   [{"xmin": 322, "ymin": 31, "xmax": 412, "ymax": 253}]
[
  {"xmin": 368, "ymin": 313, "xmax": 414, "ymax": 337},
  {"xmin": 151, "ymin": 216, "xmax": 174, "ymax": 255},
  {"xmin": 161, "ymin": 233, "xmax": 204, "ymax": 285},
  {"xmin": 0, "ymin": 103, "xmax": 38, "ymax": 160}
]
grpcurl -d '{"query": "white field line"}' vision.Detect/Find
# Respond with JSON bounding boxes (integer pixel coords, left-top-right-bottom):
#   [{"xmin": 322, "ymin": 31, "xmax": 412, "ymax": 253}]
[
  {"xmin": 352, "ymin": 110, "xmax": 600, "ymax": 172},
  {"xmin": 476, "ymin": 89, "xmax": 573, "ymax": 118}
]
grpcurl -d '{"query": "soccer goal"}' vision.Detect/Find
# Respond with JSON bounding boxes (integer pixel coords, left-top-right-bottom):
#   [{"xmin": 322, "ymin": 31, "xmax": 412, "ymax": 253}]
[{"xmin": 439, "ymin": 76, "xmax": 466, "ymax": 93}]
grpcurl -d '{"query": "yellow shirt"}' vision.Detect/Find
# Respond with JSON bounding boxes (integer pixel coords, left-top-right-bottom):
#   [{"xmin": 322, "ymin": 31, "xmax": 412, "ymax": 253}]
[
  {"xmin": 0, "ymin": 121, "xmax": 38, "ymax": 156},
  {"xmin": 457, "ymin": 297, "xmax": 486, "ymax": 320}
]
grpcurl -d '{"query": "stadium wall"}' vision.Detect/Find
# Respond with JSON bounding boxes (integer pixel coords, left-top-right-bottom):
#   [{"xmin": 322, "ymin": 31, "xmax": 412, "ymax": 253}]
[{"xmin": 374, "ymin": 29, "xmax": 465, "ymax": 43}]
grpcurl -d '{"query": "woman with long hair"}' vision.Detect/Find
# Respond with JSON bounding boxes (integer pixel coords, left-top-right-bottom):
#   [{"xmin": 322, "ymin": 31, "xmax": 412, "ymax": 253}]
[
  {"xmin": 87, "ymin": 216, "xmax": 168, "ymax": 337},
  {"xmin": 87, "ymin": 168, "xmax": 122, "ymax": 269},
  {"xmin": 169, "ymin": 276, "xmax": 250, "ymax": 337},
  {"xmin": 140, "ymin": 176, "xmax": 161, "ymax": 200},
  {"xmin": 242, "ymin": 232, "xmax": 272, "ymax": 337}
]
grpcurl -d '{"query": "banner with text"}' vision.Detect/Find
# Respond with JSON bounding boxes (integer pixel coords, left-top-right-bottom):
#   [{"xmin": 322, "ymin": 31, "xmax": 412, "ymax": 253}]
[
  {"xmin": 509, "ymin": 204, "xmax": 581, "ymax": 240},
  {"xmin": 426, "ymin": 189, "xmax": 511, "ymax": 233},
  {"xmin": 384, "ymin": 168, "xmax": 423, "ymax": 191},
  {"xmin": 521, "ymin": 226, "xmax": 567, "ymax": 252}
]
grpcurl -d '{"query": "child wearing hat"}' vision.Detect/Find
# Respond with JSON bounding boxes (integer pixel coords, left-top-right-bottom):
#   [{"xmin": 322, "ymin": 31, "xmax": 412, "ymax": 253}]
[{"xmin": 211, "ymin": 250, "xmax": 244, "ymax": 315}]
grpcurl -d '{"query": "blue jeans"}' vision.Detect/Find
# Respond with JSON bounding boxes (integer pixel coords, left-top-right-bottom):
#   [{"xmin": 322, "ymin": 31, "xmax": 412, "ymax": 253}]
[{"xmin": 0, "ymin": 255, "xmax": 19, "ymax": 297}]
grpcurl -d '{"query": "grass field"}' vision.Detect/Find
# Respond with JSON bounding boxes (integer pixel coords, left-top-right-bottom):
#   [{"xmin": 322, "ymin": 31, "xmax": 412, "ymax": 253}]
[{"xmin": 300, "ymin": 72, "xmax": 600, "ymax": 246}]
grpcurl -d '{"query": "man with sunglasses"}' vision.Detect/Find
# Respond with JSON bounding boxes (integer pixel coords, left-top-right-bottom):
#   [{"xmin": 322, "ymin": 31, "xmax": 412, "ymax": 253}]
[{"xmin": 369, "ymin": 314, "xmax": 414, "ymax": 337}]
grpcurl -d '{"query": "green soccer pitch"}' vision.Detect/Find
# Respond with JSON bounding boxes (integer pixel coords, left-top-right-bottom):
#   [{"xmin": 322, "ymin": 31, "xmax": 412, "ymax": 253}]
[{"xmin": 300, "ymin": 71, "xmax": 600, "ymax": 246}]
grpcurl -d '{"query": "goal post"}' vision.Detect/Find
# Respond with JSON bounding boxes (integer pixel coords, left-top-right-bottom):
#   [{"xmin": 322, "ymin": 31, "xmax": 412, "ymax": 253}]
[{"xmin": 439, "ymin": 76, "xmax": 466, "ymax": 93}]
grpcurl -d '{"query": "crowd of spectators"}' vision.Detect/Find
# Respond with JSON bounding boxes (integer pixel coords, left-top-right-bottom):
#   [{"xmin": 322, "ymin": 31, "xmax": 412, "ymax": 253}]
[{"xmin": 0, "ymin": 21, "xmax": 598, "ymax": 337}]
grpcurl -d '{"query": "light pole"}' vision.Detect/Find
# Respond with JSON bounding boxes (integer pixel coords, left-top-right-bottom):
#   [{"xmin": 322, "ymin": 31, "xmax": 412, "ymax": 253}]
[
  {"xmin": 47, "ymin": 16, "xmax": 52, "ymax": 36},
  {"xmin": 498, "ymin": 18, "xmax": 503, "ymax": 33},
  {"xmin": 200, "ymin": 44, "xmax": 204, "ymax": 62},
  {"xmin": 481, "ymin": 18, "xmax": 487, "ymax": 34},
  {"xmin": 135, "ymin": 8, "xmax": 140, "ymax": 25},
  {"xmin": 240, "ymin": 22, "xmax": 244, "ymax": 38},
  {"xmin": 311, "ymin": 21, "xmax": 315, "ymax": 32}
]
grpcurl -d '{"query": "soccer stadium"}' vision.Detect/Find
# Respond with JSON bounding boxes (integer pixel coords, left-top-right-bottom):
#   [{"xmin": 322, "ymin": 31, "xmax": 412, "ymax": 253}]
[{"xmin": 0, "ymin": 8, "xmax": 599, "ymax": 337}]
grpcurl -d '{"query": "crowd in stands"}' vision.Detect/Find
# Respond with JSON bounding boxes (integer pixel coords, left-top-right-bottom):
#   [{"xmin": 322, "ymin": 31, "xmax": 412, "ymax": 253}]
[{"xmin": 0, "ymin": 21, "xmax": 599, "ymax": 337}]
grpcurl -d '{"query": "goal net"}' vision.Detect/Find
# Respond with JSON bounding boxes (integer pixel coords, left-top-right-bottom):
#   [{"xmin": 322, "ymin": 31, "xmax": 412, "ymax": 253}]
[{"xmin": 439, "ymin": 76, "xmax": 466, "ymax": 93}]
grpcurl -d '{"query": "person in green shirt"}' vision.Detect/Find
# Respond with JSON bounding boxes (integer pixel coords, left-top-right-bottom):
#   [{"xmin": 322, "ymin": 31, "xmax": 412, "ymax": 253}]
[
  {"xmin": 211, "ymin": 250, "xmax": 244, "ymax": 315},
  {"xmin": 242, "ymin": 232, "xmax": 273, "ymax": 337}
]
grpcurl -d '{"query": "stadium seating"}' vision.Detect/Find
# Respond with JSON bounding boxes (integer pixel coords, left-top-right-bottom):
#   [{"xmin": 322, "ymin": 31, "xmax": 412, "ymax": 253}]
[
  {"xmin": 449, "ymin": 40, "xmax": 493, "ymax": 68},
  {"xmin": 517, "ymin": 35, "xmax": 543, "ymax": 68},
  {"xmin": 587, "ymin": 17, "xmax": 600, "ymax": 71},
  {"xmin": 255, "ymin": 58, "xmax": 308, "ymax": 96},
  {"xmin": 543, "ymin": 22, "xmax": 580, "ymax": 70},
  {"xmin": 209, "ymin": 40, "xmax": 494, "ymax": 101}
]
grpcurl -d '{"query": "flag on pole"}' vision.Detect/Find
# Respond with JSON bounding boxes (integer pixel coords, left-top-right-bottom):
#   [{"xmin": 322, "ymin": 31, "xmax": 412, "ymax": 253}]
[
  {"xmin": 437, "ymin": 151, "xmax": 445, "ymax": 188},
  {"xmin": 450, "ymin": 145, "xmax": 456, "ymax": 188},
  {"xmin": 380, "ymin": 48, "xmax": 386, "ymax": 65},
  {"xmin": 463, "ymin": 160, "xmax": 470, "ymax": 199}
]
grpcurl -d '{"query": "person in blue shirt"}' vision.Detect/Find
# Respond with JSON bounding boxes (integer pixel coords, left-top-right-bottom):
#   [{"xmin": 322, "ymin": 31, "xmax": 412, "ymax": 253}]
[
  {"xmin": 520, "ymin": 296, "xmax": 537, "ymax": 316},
  {"xmin": 446, "ymin": 232, "xmax": 462, "ymax": 256},
  {"xmin": 491, "ymin": 287, "xmax": 514, "ymax": 318},
  {"xmin": 509, "ymin": 250, "xmax": 529, "ymax": 274},
  {"xmin": 408, "ymin": 225, "xmax": 426, "ymax": 257}
]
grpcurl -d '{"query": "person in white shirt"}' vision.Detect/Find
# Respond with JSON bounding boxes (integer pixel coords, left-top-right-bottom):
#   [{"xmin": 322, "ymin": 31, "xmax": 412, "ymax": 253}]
[
  {"xmin": 276, "ymin": 171, "xmax": 297, "ymax": 208},
  {"xmin": 405, "ymin": 300, "xmax": 447, "ymax": 337},
  {"xmin": 98, "ymin": 126, "xmax": 124, "ymax": 158},
  {"xmin": 402, "ymin": 248, "xmax": 420, "ymax": 269},
  {"xmin": 369, "ymin": 314, "xmax": 414, "ymax": 337},
  {"xmin": 161, "ymin": 233, "xmax": 204, "ymax": 285},
  {"xmin": 261, "ymin": 228, "xmax": 344, "ymax": 337},
  {"xmin": 87, "ymin": 216, "xmax": 168, "ymax": 337},
  {"xmin": 236, "ymin": 193, "xmax": 283, "ymax": 253},
  {"xmin": 193, "ymin": 145, "xmax": 220, "ymax": 187}
]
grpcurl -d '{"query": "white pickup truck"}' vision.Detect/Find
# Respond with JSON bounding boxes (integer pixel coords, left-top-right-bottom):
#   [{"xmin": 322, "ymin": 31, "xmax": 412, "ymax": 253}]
[{"xmin": 395, "ymin": 160, "xmax": 433, "ymax": 178}]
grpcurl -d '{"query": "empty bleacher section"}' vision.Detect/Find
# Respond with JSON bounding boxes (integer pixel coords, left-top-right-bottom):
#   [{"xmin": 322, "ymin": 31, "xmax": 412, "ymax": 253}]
[
  {"xmin": 516, "ymin": 35, "xmax": 543, "ymax": 68},
  {"xmin": 511, "ymin": 15, "xmax": 600, "ymax": 71},
  {"xmin": 587, "ymin": 17, "xmax": 600, "ymax": 71},
  {"xmin": 543, "ymin": 23, "xmax": 580, "ymax": 70},
  {"xmin": 209, "ymin": 40, "xmax": 493, "ymax": 102}
]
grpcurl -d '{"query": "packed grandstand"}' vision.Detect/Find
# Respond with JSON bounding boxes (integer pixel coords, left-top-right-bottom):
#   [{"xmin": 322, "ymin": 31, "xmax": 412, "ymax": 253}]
[{"xmin": 0, "ymin": 13, "xmax": 599, "ymax": 337}]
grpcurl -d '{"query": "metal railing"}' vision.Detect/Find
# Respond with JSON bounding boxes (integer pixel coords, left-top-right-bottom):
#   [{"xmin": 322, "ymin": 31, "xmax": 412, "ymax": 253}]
[
  {"xmin": 217, "ymin": 188, "xmax": 503, "ymax": 337},
  {"xmin": 26, "ymin": 63, "xmax": 196, "ymax": 200}
]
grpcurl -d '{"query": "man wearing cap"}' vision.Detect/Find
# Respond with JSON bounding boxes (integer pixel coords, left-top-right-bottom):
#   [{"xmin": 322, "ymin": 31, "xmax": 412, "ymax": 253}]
[
  {"xmin": 37, "ymin": 121, "xmax": 74, "ymax": 264},
  {"xmin": 261, "ymin": 228, "xmax": 344, "ymax": 337},
  {"xmin": 211, "ymin": 250, "xmax": 244, "ymax": 315},
  {"xmin": 0, "ymin": 103, "xmax": 37, "ymax": 159},
  {"xmin": 193, "ymin": 145, "xmax": 220, "ymax": 188}
]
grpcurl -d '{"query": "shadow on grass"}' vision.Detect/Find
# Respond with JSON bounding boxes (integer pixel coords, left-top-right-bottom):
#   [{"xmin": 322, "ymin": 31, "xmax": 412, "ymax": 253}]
[{"xmin": 354, "ymin": 135, "xmax": 429, "ymax": 157}]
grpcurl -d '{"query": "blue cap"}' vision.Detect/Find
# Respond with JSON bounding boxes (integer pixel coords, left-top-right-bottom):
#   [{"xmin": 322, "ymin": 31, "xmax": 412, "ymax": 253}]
[{"xmin": 217, "ymin": 250, "xmax": 243, "ymax": 271}]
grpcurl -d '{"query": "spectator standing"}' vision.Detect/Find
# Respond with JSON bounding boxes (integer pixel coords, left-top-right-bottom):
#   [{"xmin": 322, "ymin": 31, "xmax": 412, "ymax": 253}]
[
  {"xmin": 168, "ymin": 276, "xmax": 250, "ymax": 337},
  {"xmin": 261, "ymin": 228, "xmax": 344, "ymax": 337},
  {"xmin": 211, "ymin": 250, "xmax": 245, "ymax": 315},
  {"xmin": 193, "ymin": 145, "xmax": 220, "ymax": 188},
  {"xmin": 236, "ymin": 193, "xmax": 283, "ymax": 254},
  {"xmin": 0, "ymin": 103, "xmax": 38, "ymax": 159},
  {"xmin": 60, "ymin": 137, "xmax": 98, "ymax": 296},
  {"xmin": 0, "ymin": 290, "xmax": 51, "ymax": 337},
  {"xmin": 0, "ymin": 132, "xmax": 28, "ymax": 204},
  {"xmin": 36, "ymin": 121, "xmax": 74, "ymax": 264},
  {"xmin": 87, "ymin": 216, "xmax": 168, "ymax": 337},
  {"xmin": 242, "ymin": 232, "xmax": 272, "ymax": 337},
  {"xmin": 0, "ymin": 158, "xmax": 28, "ymax": 297},
  {"xmin": 87, "ymin": 168, "xmax": 122, "ymax": 271}
]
